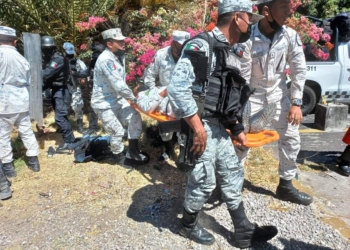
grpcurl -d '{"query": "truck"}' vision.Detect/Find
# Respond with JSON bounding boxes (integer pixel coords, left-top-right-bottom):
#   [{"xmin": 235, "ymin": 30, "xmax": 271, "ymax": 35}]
[{"xmin": 289, "ymin": 16, "xmax": 350, "ymax": 115}]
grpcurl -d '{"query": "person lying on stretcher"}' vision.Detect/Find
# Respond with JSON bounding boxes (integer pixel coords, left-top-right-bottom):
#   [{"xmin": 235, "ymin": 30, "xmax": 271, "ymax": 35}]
[{"xmin": 133, "ymin": 85, "xmax": 176, "ymax": 119}]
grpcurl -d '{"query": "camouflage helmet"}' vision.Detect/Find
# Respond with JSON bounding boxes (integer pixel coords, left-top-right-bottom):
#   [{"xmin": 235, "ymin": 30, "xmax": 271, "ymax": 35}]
[{"xmin": 41, "ymin": 35, "xmax": 56, "ymax": 47}]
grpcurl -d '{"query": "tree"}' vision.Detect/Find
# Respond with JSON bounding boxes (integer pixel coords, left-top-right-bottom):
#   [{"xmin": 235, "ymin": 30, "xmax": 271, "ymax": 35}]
[
  {"xmin": 298, "ymin": 0, "xmax": 350, "ymax": 19},
  {"xmin": 0, "ymin": 0, "xmax": 116, "ymax": 46}
]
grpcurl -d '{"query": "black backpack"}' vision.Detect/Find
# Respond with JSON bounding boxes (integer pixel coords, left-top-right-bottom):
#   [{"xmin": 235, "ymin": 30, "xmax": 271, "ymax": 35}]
[{"xmin": 71, "ymin": 136, "xmax": 113, "ymax": 163}]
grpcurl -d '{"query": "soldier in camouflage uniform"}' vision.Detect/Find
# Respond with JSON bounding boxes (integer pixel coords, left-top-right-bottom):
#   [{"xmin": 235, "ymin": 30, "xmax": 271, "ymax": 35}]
[
  {"xmin": 63, "ymin": 42, "xmax": 89, "ymax": 134},
  {"xmin": 135, "ymin": 85, "xmax": 175, "ymax": 118},
  {"xmin": 167, "ymin": 0, "xmax": 277, "ymax": 248},
  {"xmin": 143, "ymin": 30, "xmax": 190, "ymax": 161},
  {"xmin": 236, "ymin": 0, "xmax": 312, "ymax": 206},
  {"xmin": 0, "ymin": 26, "xmax": 40, "ymax": 200},
  {"xmin": 91, "ymin": 28, "xmax": 149, "ymax": 166}
]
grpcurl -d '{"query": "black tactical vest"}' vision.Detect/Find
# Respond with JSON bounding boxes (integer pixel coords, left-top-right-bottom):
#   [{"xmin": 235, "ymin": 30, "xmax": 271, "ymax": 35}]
[{"xmin": 183, "ymin": 33, "xmax": 248, "ymax": 126}]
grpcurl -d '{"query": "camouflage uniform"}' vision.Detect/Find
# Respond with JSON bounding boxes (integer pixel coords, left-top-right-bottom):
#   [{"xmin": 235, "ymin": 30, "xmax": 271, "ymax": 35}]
[
  {"xmin": 0, "ymin": 45, "xmax": 39, "ymax": 163},
  {"xmin": 136, "ymin": 87, "xmax": 175, "ymax": 118},
  {"xmin": 237, "ymin": 23, "xmax": 306, "ymax": 180},
  {"xmin": 168, "ymin": 27, "xmax": 244, "ymax": 212},
  {"xmin": 144, "ymin": 46, "xmax": 178, "ymax": 141},
  {"xmin": 68, "ymin": 59, "xmax": 88, "ymax": 120},
  {"xmin": 91, "ymin": 48, "xmax": 141, "ymax": 154}
]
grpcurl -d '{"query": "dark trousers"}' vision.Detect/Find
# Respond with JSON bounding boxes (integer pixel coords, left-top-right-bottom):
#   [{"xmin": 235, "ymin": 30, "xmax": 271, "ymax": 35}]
[{"xmin": 51, "ymin": 87, "xmax": 75, "ymax": 143}]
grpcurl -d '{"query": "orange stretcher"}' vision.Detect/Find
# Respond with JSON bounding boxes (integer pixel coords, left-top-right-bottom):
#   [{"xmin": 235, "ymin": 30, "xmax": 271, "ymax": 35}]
[{"xmin": 131, "ymin": 103, "xmax": 279, "ymax": 147}]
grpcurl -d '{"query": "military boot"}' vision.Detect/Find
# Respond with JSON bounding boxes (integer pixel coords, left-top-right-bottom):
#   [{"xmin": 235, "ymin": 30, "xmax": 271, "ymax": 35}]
[
  {"xmin": 276, "ymin": 178, "xmax": 313, "ymax": 205},
  {"xmin": 77, "ymin": 118, "xmax": 84, "ymax": 134},
  {"xmin": 158, "ymin": 140, "xmax": 175, "ymax": 161},
  {"xmin": 27, "ymin": 156, "xmax": 40, "ymax": 172},
  {"xmin": 85, "ymin": 127, "xmax": 98, "ymax": 136},
  {"xmin": 124, "ymin": 139, "xmax": 150, "ymax": 167},
  {"xmin": 0, "ymin": 166, "xmax": 12, "ymax": 200},
  {"xmin": 56, "ymin": 142, "xmax": 73, "ymax": 154},
  {"xmin": 337, "ymin": 146, "xmax": 350, "ymax": 176},
  {"xmin": 229, "ymin": 202, "xmax": 278, "ymax": 248},
  {"xmin": 178, "ymin": 208, "xmax": 215, "ymax": 245},
  {"xmin": 1, "ymin": 161, "xmax": 17, "ymax": 178}
]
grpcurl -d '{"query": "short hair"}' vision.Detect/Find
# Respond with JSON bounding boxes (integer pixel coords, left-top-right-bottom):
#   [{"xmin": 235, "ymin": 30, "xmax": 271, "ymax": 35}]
[
  {"xmin": 217, "ymin": 12, "xmax": 236, "ymax": 27},
  {"xmin": 257, "ymin": 0, "xmax": 276, "ymax": 14},
  {"xmin": 103, "ymin": 38, "xmax": 114, "ymax": 46},
  {"xmin": 0, "ymin": 39, "xmax": 15, "ymax": 45}
]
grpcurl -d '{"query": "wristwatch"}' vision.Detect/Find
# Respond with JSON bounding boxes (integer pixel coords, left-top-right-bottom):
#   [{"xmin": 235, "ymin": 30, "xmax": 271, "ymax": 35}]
[{"xmin": 291, "ymin": 99, "xmax": 302, "ymax": 107}]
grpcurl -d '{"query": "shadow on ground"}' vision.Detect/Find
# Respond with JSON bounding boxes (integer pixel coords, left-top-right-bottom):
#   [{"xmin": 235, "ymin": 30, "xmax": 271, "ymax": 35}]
[{"xmin": 297, "ymin": 150, "xmax": 345, "ymax": 175}]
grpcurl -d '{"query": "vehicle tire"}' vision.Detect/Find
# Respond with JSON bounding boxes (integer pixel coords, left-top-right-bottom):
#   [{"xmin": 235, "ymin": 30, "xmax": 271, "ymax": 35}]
[{"xmin": 301, "ymin": 85, "xmax": 317, "ymax": 115}]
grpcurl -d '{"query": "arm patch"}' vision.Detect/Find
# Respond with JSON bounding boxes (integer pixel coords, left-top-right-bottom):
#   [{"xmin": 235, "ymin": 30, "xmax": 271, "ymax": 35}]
[{"xmin": 233, "ymin": 44, "xmax": 246, "ymax": 58}]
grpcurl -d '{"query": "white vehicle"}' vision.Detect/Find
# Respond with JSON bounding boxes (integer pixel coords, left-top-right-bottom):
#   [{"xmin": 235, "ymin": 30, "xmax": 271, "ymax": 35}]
[{"xmin": 288, "ymin": 16, "xmax": 350, "ymax": 115}]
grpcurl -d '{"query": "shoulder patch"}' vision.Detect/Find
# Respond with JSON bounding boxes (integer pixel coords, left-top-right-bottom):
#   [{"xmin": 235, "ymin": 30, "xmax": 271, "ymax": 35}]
[
  {"xmin": 233, "ymin": 44, "xmax": 246, "ymax": 58},
  {"xmin": 184, "ymin": 43, "xmax": 200, "ymax": 51},
  {"xmin": 296, "ymin": 34, "xmax": 302, "ymax": 46},
  {"xmin": 49, "ymin": 61, "xmax": 58, "ymax": 68},
  {"xmin": 106, "ymin": 60, "xmax": 117, "ymax": 71},
  {"xmin": 190, "ymin": 40, "xmax": 203, "ymax": 48}
]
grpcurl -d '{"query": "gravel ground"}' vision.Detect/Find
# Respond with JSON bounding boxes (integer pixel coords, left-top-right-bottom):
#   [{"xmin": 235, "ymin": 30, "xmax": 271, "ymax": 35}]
[{"xmin": 0, "ymin": 180, "xmax": 349, "ymax": 250}]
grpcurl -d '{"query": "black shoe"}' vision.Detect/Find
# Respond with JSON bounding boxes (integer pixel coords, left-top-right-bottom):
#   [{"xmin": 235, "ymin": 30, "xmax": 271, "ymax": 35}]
[
  {"xmin": 229, "ymin": 202, "xmax": 277, "ymax": 248},
  {"xmin": 124, "ymin": 149, "xmax": 150, "ymax": 167},
  {"xmin": 2, "ymin": 162, "xmax": 17, "ymax": 178},
  {"xmin": 158, "ymin": 151, "xmax": 177, "ymax": 161},
  {"xmin": 47, "ymin": 146, "xmax": 55, "ymax": 157},
  {"xmin": 113, "ymin": 153, "xmax": 126, "ymax": 166},
  {"xmin": 77, "ymin": 118, "xmax": 84, "ymax": 134},
  {"xmin": 276, "ymin": 178, "xmax": 313, "ymax": 205},
  {"xmin": 84, "ymin": 127, "xmax": 98, "ymax": 136},
  {"xmin": 0, "ymin": 168, "xmax": 12, "ymax": 200},
  {"xmin": 27, "ymin": 156, "xmax": 40, "ymax": 172},
  {"xmin": 337, "ymin": 157, "xmax": 350, "ymax": 176},
  {"xmin": 179, "ymin": 208, "xmax": 215, "ymax": 245},
  {"xmin": 56, "ymin": 143, "xmax": 73, "ymax": 153},
  {"xmin": 124, "ymin": 139, "xmax": 150, "ymax": 167}
]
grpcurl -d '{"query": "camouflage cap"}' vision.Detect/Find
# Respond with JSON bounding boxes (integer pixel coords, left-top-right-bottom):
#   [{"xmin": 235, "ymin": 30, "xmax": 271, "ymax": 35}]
[
  {"xmin": 0, "ymin": 26, "xmax": 16, "ymax": 41},
  {"xmin": 218, "ymin": 0, "xmax": 264, "ymax": 24},
  {"xmin": 101, "ymin": 28, "xmax": 126, "ymax": 41},
  {"xmin": 172, "ymin": 30, "xmax": 191, "ymax": 44},
  {"xmin": 256, "ymin": 0, "xmax": 273, "ymax": 4}
]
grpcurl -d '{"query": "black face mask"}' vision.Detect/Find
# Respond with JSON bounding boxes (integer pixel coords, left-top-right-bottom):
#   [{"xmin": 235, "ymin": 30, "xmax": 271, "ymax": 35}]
[
  {"xmin": 268, "ymin": 11, "xmax": 282, "ymax": 32},
  {"xmin": 42, "ymin": 47, "xmax": 55, "ymax": 61},
  {"xmin": 238, "ymin": 24, "xmax": 252, "ymax": 43},
  {"xmin": 237, "ymin": 17, "xmax": 252, "ymax": 43},
  {"xmin": 113, "ymin": 50, "xmax": 125, "ymax": 57}
]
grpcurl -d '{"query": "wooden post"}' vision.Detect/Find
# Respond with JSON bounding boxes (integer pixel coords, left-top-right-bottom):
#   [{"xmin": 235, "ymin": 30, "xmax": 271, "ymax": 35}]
[{"xmin": 23, "ymin": 33, "xmax": 44, "ymax": 127}]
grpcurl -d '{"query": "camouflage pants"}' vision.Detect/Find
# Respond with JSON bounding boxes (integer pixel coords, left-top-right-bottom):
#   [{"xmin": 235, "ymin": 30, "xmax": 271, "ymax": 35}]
[
  {"xmin": 235, "ymin": 96, "xmax": 300, "ymax": 180},
  {"xmin": 68, "ymin": 85, "xmax": 84, "ymax": 120},
  {"xmin": 94, "ymin": 99, "xmax": 142, "ymax": 154},
  {"xmin": 184, "ymin": 118, "xmax": 244, "ymax": 213},
  {"xmin": 0, "ymin": 112, "xmax": 39, "ymax": 163}
]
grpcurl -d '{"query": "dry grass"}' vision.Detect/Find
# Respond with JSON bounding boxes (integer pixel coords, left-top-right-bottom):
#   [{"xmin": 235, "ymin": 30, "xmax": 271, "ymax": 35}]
[
  {"xmin": 245, "ymin": 147, "xmax": 280, "ymax": 190},
  {"xmin": 7, "ymin": 113, "xmax": 285, "ymax": 214},
  {"xmin": 2, "ymin": 112, "xmax": 184, "ymax": 223},
  {"xmin": 2, "ymin": 112, "xmax": 314, "ymax": 232}
]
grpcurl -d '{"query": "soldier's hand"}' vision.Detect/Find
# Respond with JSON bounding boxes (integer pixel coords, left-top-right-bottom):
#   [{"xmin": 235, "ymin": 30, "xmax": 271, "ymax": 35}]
[
  {"xmin": 191, "ymin": 128, "xmax": 207, "ymax": 155},
  {"xmin": 233, "ymin": 132, "xmax": 247, "ymax": 147},
  {"xmin": 184, "ymin": 114, "xmax": 207, "ymax": 155},
  {"xmin": 287, "ymin": 106, "xmax": 303, "ymax": 125}
]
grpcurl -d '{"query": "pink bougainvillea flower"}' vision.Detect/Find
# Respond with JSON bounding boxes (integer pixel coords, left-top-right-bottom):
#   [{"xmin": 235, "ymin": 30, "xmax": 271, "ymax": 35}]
[{"xmin": 80, "ymin": 44, "xmax": 87, "ymax": 51}]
